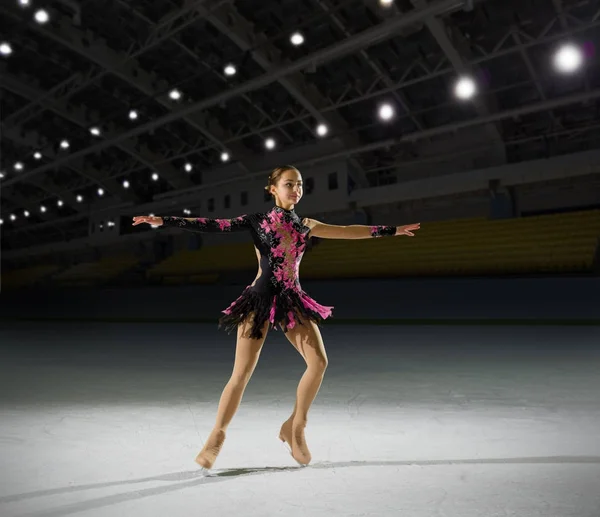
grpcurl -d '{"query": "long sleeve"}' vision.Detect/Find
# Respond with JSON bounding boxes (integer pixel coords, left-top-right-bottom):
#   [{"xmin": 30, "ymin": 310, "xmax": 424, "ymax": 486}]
[{"xmin": 160, "ymin": 214, "xmax": 252, "ymax": 233}]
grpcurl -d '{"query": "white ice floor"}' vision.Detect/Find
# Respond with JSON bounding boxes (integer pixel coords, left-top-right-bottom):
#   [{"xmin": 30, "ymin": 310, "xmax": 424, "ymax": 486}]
[{"xmin": 1, "ymin": 322, "xmax": 599, "ymax": 517}]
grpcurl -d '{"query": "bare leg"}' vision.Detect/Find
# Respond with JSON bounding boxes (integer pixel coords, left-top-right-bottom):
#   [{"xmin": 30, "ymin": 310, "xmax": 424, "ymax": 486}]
[
  {"xmin": 279, "ymin": 317, "xmax": 328, "ymax": 465},
  {"xmin": 196, "ymin": 314, "xmax": 269, "ymax": 469}
]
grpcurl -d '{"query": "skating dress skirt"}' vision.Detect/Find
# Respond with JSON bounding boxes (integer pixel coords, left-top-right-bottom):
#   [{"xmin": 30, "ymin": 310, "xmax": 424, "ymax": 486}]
[{"xmin": 161, "ymin": 205, "xmax": 334, "ymax": 339}]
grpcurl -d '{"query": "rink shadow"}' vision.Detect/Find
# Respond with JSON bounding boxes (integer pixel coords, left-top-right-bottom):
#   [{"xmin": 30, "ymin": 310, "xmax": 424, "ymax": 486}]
[{"xmin": 4, "ymin": 456, "xmax": 600, "ymax": 517}]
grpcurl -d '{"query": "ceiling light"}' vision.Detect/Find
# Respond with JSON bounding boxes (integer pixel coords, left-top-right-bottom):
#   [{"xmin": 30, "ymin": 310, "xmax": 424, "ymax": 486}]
[
  {"xmin": 34, "ymin": 152, "xmax": 42, "ymax": 159},
  {"xmin": 34, "ymin": 9, "xmax": 49, "ymax": 24},
  {"xmin": 97, "ymin": 188, "xmax": 104, "ymax": 196},
  {"xmin": 378, "ymin": 103, "xmax": 395, "ymax": 121},
  {"xmin": 14, "ymin": 162, "xmax": 23, "ymax": 171},
  {"xmin": 123, "ymin": 180, "xmax": 130, "ymax": 189},
  {"xmin": 316, "ymin": 123, "xmax": 328, "ymax": 137},
  {"xmin": 24, "ymin": 210, "xmax": 30, "ymax": 217},
  {"xmin": 184, "ymin": 163, "xmax": 193, "ymax": 172},
  {"xmin": 40, "ymin": 205, "xmax": 47, "ymax": 213},
  {"xmin": 57, "ymin": 200, "xmax": 63, "ymax": 207},
  {"xmin": 60, "ymin": 139, "xmax": 70, "ymax": 149},
  {"xmin": 0, "ymin": 42, "xmax": 12, "ymax": 56},
  {"xmin": 90, "ymin": 127, "xmax": 101, "ymax": 136},
  {"xmin": 380, "ymin": 0, "xmax": 394, "ymax": 5},
  {"xmin": 152, "ymin": 172, "xmax": 159, "ymax": 181},
  {"xmin": 221, "ymin": 152, "xmax": 230, "ymax": 162},
  {"xmin": 129, "ymin": 110, "xmax": 138, "ymax": 120},
  {"xmin": 290, "ymin": 32, "xmax": 304, "ymax": 46},
  {"xmin": 0, "ymin": 171, "xmax": 5, "ymax": 179},
  {"xmin": 10, "ymin": 214, "xmax": 16, "ymax": 221},
  {"xmin": 76, "ymin": 195, "xmax": 83, "ymax": 202},
  {"xmin": 224, "ymin": 64, "xmax": 236, "ymax": 76},
  {"xmin": 265, "ymin": 138, "xmax": 276, "ymax": 150},
  {"xmin": 554, "ymin": 43, "xmax": 583, "ymax": 73},
  {"xmin": 454, "ymin": 76, "xmax": 477, "ymax": 99},
  {"xmin": 0, "ymin": 219, "xmax": 3, "ymax": 225},
  {"xmin": 169, "ymin": 89, "xmax": 182, "ymax": 100}
]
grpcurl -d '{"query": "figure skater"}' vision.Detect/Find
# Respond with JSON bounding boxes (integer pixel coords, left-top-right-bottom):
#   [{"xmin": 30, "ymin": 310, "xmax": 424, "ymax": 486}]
[{"xmin": 132, "ymin": 165, "xmax": 420, "ymax": 470}]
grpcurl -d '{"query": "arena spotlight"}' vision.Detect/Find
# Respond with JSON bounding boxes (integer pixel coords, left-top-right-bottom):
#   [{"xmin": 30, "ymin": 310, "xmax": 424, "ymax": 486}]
[
  {"xmin": 0, "ymin": 219, "xmax": 3, "ymax": 225},
  {"xmin": 34, "ymin": 9, "xmax": 49, "ymax": 24},
  {"xmin": 129, "ymin": 110, "xmax": 138, "ymax": 120},
  {"xmin": 554, "ymin": 43, "xmax": 583, "ymax": 73},
  {"xmin": 40, "ymin": 205, "xmax": 47, "ymax": 213},
  {"xmin": 0, "ymin": 171, "xmax": 5, "ymax": 179},
  {"xmin": 0, "ymin": 42, "xmax": 12, "ymax": 56},
  {"xmin": 378, "ymin": 103, "xmax": 395, "ymax": 121},
  {"xmin": 184, "ymin": 163, "xmax": 193, "ymax": 172},
  {"xmin": 97, "ymin": 188, "xmax": 104, "ymax": 196},
  {"xmin": 57, "ymin": 200, "xmax": 63, "ymax": 207},
  {"xmin": 18, "ymin": 0, "xmax": 31, "ymax": 6},
  {"xmin": 265, "ymin": 138, "xmax": 276, "ymax": 150},
  {"xmin": 224, "ymin": 64, "xmax": 236, "ymax": 76},
  {"xmin": 90, "ymin": 127, "xmax": 101, "ymax": 136},
  {"xmin": 380, "ymin": 0, "xmax": 394, "ymax": 6},
  {"xmin": 152, "ymin": 172, "xmax": 159, "ymax": 181},
  {"xmin": 454, "ymin": 76, "xmax": 477, "ymax": 99},
  {"xmin": 169, "ymin": 89, "xmax": 182, "ymax": 100},
  {"xmin": 24, "ymin": 210, "xmax": 30, "ymax": 217},
  {"xmin": 14, "ymin": 162, "xmax": 23, "ymax": 171},
  {"xmin": 316, "ymin": 123, "xmax": 329, "ymax": 137},
  {"xmin": 123, "ymin": 180, "xmax": 130, "ymax": 189},
  {"xmin": 76, "ymin": 195, "xmax": 83, "ymax": 202},
  {"xmin": 290, "ymin": 32, "xmax": 304, "ymax": 46},
  {"xmin": 10, "ymin": 214, "xmax": 16, "ymax": 221},
  {"xmin": 60, "ymin": 139, "xmax": 70, "ymax": 149},
  {"xmin": 34, "ymin": 152, "xmax": 42, "ymax": 159},
  {"xmin": 221, "ymin": 152, "xmax": 230, "ymax": 162}
]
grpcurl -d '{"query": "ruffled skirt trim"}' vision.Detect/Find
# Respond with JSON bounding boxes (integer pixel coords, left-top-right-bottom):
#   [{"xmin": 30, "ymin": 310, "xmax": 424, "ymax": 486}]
[{"xmin": 218, "ymin": 286, "xmax": 334, "ymax": 340}]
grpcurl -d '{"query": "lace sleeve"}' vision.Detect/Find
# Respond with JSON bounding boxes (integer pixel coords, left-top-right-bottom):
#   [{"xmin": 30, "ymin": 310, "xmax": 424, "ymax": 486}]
[{"xmin": 160, "ymin": 214, "xmax": 251, "ymax": 233}]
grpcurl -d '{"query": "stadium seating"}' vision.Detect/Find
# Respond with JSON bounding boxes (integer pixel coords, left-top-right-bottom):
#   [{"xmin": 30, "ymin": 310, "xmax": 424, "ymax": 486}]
[
  {"xmin": 1, "ymin": 264, "xmax": 60, "ymax": 290},
  {"xmin": 50, "ymin": 254, "xmax": 139, "ymax": 286}
]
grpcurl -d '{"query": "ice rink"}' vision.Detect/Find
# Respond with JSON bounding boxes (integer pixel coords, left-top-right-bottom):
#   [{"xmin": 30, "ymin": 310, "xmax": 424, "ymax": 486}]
[{"xmin": 1, "ymin": 321, "xmax": 599, "ymax": 517}]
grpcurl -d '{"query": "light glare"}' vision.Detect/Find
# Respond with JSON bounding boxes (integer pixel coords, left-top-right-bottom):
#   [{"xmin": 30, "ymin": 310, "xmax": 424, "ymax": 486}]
[
  {"xmin": 34, "ymin": 9, "xmax": 49, "ymax": 23},
  {"xmin": 454, "ymin": 76, "xmax": 476, "ymax": 99},
  {"xmin": 554, "ymin": 43, "xmax": 583, "ymax": 73}
]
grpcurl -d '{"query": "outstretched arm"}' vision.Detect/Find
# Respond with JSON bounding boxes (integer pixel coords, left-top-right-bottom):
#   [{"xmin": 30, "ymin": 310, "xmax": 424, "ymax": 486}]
[
  {"xmin": 132, "ymin": 214, "xmax": 251, "ymax": 233},
  {"xmin": 304, "ymin": 218, "xmax": 420, "ymax": 239}
]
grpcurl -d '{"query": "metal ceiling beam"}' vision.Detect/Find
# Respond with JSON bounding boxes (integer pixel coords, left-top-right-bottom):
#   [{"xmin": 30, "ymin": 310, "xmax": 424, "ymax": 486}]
[
  {"xmin": 409, "ymin": 0, "xmax": 506, "ymax": 158},
  {"xmin": 3, "ymin": 0, "xmax": 465, "ymax": 187},
  {"xmin": 0, "ymin": 72, "xmax": 193, "ymax": 191},
  {"xmin": 197, "ymin": 0, "xmax": 371, "ymax": 187},
  {"xmin": 2, "ymin": 2, "xmax": 247, "ymax": 182},
  {"xmin": 6, "ymin": 85, "xmax": 600, "ymax": 235}
]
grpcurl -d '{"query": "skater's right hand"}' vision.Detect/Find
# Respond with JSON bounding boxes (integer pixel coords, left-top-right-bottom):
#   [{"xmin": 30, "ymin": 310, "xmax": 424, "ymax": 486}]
[{"xmin": 132, "ymin": 215, "xmax": 163, "ymax": 226}]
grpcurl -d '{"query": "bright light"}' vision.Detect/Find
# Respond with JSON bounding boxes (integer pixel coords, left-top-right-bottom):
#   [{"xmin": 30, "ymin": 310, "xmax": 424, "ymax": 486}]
[
  {"xmin": 183, "ymin": 209, "xmax": 191, "ymax": 215},
  {"xmin": 90, "ymin": 127, "xmax": 101, "ymax": 136},
  {"xmin": 97, "ymin": 188, "xmax": 104, "ymax": 196},
  {"xmin": 184, "ymin": 163, "xmax": 193, "ymax": 172},
  {"xmin": 24, "ymin": 210, "xmax": 30, "ymax": 217},
  {"xmin": 0, "ymin": 219, "xmax": 3, "ymax": 225},
  {"xmin": 123, "ymin": 180, "xmax": 130, "ymax": 189},
  {"xmin": 554, "ymin": 43, "xmax": 583, "ymax": 73},
  {"xmin": 60, "ymin": 139, "xmax": 70, "ymax": 149},
  {"xmin": 152, "ymin": 172, "xmax": 159, "ymax": 181},
  {"xmin": 0, "ymin": 171, "xmax": 4, "ymax": 179},
  {"xmin": 10, "ymin": 214, "xmax": 16, "ymax": 221},
  {"xmin": 107, "ymin": 221, "xmax": 115, "ymax": 227},
  {"xmin": 169, "ymin": 89, "xmax": 182, "ymax": 100},
  {"xmin": 224, "ymin": 64, "xmax": 236, "ymax": 76},
  {"xmin": 221, "ymin": 152, "xmax": 230, "ymax": 162},
  {"xmin": 14, "ymin": 162, "xmax": 23, "ymax": 171},
  {"xmin": 378, "ymin": 103, "xmax": 395, "ymax": 121},
  {"xmin": 454, "ymin": 76, "xmax": 477, "ymax": 99},
  {"xmin": 57, "ymin": 200, "xmax": 63, "ymax": 207},
  {"xmin": 316, "ymin": 123, "xmax": 328, "ymax": 137},
  {"xmin": 76, "ymin": 195, "xmax": 83, "ymax": 202},
  {"xmin": 40, "ymin": 205, "xmax": 46, "ymax": 213},
  {"xmin": 34, "ymin": 9, "xmax": 49, "ymax": 24},
  {"xmin": 265, "ymin": 138, "xmax": 276, "ymax": 150},
  {"xmin": 34, "ymin": 152, "xmax": 42, "ymax": 159},
  {"xmin": 19, "ymin": 0, "xmax": 31, "ymax": 5},
  {"xmin": 290, "ymin": 32, "xmax": 304, "ymax": 46},
  {"xmin": 0, "ymin": 42, "xmax": 12, "ymax": 56},
  {"xmin": 129, "ymin": 110, "xmax": 138, "ymax": 120},
  {"xmin": 380, "ymin": 0, "xmax": 394, "ymax": 5}
]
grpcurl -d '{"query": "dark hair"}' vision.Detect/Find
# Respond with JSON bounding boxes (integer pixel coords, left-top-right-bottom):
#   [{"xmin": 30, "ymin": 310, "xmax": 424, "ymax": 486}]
[{"xmin": 264, "ymin": 165, "xmax": 300, "ymax": 198}]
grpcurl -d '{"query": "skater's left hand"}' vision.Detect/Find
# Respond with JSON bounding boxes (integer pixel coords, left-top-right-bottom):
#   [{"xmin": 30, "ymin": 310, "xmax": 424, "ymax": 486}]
[{"xmin": 395, "ymin": 223, "xmax": 420, "ymax": 237}]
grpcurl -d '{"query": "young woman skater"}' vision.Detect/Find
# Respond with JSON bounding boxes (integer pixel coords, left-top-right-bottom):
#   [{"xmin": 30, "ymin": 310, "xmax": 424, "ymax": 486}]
[{"xmin": 132, "ymin": 165, "xmax": 420, "ymax": 470}]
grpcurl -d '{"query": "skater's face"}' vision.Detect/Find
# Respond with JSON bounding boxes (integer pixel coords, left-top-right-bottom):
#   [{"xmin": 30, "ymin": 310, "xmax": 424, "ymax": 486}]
[{"xmin": 271, "ymin": 169, "xmax": 303, "ymax": 208}]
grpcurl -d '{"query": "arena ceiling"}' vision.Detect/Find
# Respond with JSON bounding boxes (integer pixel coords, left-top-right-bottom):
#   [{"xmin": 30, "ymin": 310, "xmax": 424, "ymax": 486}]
[{"xmin": 1, "ymin": 0, "xmax": 599, "ymax": 250}]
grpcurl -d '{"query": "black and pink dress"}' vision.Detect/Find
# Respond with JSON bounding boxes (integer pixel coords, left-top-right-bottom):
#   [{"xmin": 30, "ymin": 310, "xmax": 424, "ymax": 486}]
[{"xmin": 161, "ymin": 205, "xmax": 395, "ymax": 339}]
